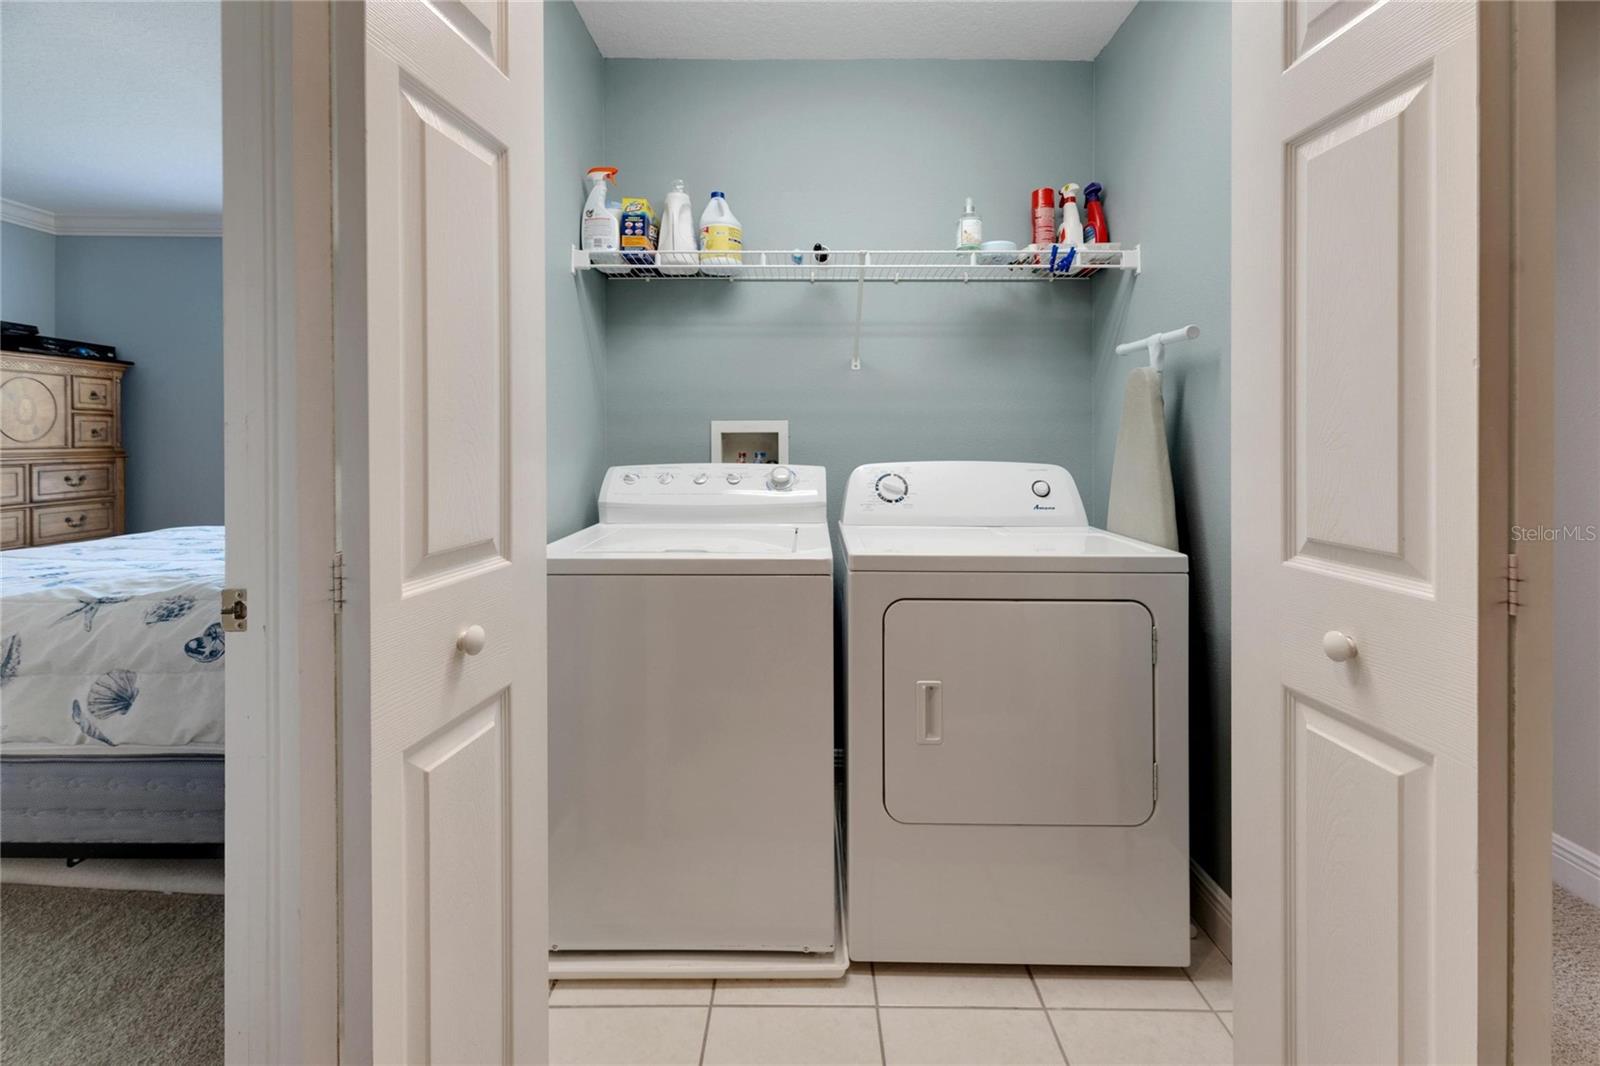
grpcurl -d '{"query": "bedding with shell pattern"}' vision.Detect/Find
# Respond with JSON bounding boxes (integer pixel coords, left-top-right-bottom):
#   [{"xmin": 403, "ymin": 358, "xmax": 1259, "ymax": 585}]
[{"xmin": 0, "ymin": 526, "xmax": 224, "ymax": 753}]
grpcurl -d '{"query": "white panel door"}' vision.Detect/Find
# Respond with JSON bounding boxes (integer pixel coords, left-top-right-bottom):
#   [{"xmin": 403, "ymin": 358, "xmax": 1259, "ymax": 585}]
[
  {"xmin": 357, "ymin": 2, "xmax": 545, "ymax": 1062},
  {"xmin": 1233, "ymin": 4, "xmax": 1485, "ymax": 1063}
]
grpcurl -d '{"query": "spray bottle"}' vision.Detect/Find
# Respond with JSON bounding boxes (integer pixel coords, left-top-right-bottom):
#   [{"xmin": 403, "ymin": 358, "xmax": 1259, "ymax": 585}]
[
  {"xmin": 581, "ymin": 166, "xmax": 620, "ymax": 252},
  {"xmin": 1082, "ymin": 182, "xmax": 1109, "ymax": 245}
]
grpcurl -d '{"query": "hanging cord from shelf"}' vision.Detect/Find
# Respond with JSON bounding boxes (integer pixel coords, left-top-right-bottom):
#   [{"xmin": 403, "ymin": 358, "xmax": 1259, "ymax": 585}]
[
  {"xmin": 850, "ymin": 257, "xmax": 868, "ymax": 371},
  {"xmin": 1115, "ymin": 324, "xmax": 1199, "ymax": 372}
]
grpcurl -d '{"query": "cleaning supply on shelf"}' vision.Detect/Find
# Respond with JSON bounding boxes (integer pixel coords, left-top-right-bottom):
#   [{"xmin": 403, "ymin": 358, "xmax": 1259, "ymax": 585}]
[
  {"xmin": 619, "ymin": 197, "xmax": 658, "ymax": 265},
  {"xmin": 699, "ymin": 190, "xmax": 743, "ymax": 276},
  {"xmin": 657, "ymin": 180, "xmax": 698, "ymax": 276},
  {"xmin": 581, "ymin": 167, "xmax": 620, "ymax": 252},
  {"xmin": 1056, "ymin": 183, "xmax": 1084, "ymax": 275},
  {"xmin": 1083, "ymin": 182, "xmax": 1110, "ymax": 245},
  {"xmin": 1031, "ymin": 187, "xmax": 1057, "ymax": 249},
  {"xmin": 957, "ymin": 197, "xmax": 983, "ymax": 249}
]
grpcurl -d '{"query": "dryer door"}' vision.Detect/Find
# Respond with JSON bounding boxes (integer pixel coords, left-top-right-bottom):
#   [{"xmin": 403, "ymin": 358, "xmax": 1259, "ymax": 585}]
[{"xmin": 882, "ymin": 599, "xmax": 1155, "ymax": 826}]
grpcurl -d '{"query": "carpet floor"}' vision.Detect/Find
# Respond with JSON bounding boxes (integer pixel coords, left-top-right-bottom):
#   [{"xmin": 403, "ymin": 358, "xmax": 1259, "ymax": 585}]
[
  {"xmin": 0, "ymin": 884, "xmax": 222, "ymax": 1066},
  {"xmin": 1555, "ymin": 883, "xmax": 1600, "ymax": 1065}
]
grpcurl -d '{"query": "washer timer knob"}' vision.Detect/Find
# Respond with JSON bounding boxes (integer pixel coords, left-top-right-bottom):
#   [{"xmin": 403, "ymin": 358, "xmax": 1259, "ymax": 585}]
[
  {"xmin": 768, "ymin": 466, "xmax": 796, "ymax": 491},
  {"xmin": 657, "ymin": 472, "xmax": 674, "ymax": 484},
  {"xmin": 726, "ymin": 472, "xmax": 743, "ymax": 485},
  {"xmin": 875, "ymin": 473, "xmax": 909, "ymax": 503},
  {"xmin": 1031, "ymin": 480, "xmax": 1052, "ymax": 498},
  {"xmin": 621, "ymin": 472, "xmax": 639, "ymax": 485},
  {"xmin": 693, "ymin": 473, "xmax": 709, "ymax": 485}
]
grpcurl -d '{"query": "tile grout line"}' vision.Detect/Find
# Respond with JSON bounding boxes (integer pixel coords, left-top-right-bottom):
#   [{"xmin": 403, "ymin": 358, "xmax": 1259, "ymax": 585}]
[
  {"xmin": 697, "ymin": 979, "xmax": 715, "ymax": 1066},
  {"xmin": 871, "ymin": 963, "xmax": 887, "ymax": 1066},
  {"xmin": 1028, "ymin": 965, "xmax": 1072, "ymax": 1066}
]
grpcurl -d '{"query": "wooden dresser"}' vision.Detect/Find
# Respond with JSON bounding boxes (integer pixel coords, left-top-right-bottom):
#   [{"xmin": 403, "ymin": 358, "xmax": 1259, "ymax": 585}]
[{"xmin": 1, "ymin": 350, "xmax": 130, "ymax": 549}]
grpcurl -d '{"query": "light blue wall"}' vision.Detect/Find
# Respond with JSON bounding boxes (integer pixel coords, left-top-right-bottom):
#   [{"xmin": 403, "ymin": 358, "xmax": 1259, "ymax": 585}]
[
  {"xmin": 600, "ymin": 60, "xmax": 1099, "ymax": 531},
  {"xmin": 545, "ymin": 1, "xmax": 609, "ymax": 539},
  {"xmin": 54, "ymin": 236, "xmax": 223, "ymax": 532},
  {"xmin": 1, "ymin": 220, "xmax": 56, "ymax": 333},
  {"xmin": 1089, "ymin": 0, "xmax": 1232, "ymax": 891}
]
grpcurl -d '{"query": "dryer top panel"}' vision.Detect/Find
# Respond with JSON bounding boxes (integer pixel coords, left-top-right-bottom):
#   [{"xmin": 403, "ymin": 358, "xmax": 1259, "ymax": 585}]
[
  {"xmin": 599, "ymin": 464, "xmax": 826, "ymax": 524},
  {"xmin": 841, "ymin": 461, "xmax": 1087, "ymax": 527},
  {"xmin": 840, "ymin": 525, "xmax": 1186, "ymax": 573}
]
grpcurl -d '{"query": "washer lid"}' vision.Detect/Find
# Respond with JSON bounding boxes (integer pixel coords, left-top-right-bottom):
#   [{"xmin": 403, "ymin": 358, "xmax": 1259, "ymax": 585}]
[
  {"xmin": 840, "ymin": 524, "xmax": 1186, "ymax": 573},
  {"xmin": 548, "ymin": 522, "xmax": 833, "ymax": 575}
]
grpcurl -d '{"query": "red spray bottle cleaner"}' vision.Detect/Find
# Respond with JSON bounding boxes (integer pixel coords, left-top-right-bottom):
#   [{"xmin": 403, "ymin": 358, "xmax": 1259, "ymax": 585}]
[{"xmin": 1082, "ymin": 182, "xmax": 1109, "ymax": 245}]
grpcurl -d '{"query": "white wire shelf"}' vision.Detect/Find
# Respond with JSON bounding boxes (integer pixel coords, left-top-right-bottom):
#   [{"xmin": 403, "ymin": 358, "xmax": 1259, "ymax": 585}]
[{"xmin": 569, "ymin": 244, "xmax": 1140, "ymax": 282}]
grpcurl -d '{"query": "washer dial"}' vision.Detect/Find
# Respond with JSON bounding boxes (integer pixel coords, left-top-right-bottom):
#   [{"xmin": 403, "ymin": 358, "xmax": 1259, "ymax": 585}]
[{"xmin": 874, "ymin": 473, "xmax": 909, "ymax": 503}]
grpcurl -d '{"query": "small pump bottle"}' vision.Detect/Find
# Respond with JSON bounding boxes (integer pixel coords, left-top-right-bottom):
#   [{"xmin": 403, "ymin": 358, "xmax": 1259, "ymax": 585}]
[{"xmin": 957, "ymin": 198, "xmax": 983, "ymax": 250}]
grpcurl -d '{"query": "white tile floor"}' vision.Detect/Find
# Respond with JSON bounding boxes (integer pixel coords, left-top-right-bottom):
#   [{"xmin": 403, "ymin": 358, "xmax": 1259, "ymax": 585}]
[{"xmin": 549, "ymin": 930, "xmax": 1233, "ymax": 1066}]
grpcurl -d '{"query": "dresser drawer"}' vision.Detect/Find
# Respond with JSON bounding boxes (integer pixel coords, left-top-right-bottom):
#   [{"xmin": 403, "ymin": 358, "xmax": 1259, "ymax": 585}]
[
  {"xmin": 72, "ymin": 414, "xmax": 115, "ymax": 447},
  {"xmin": 32, "ymin": 461, "xmax": 114, "ymax": 502},
  {"xmin": 0, "ymin": 464, "xmax": 23, "ymax": 506},
  {"xmin": 0, "ymin": 510, "xmax": 23, "ymax": 549},
  {"xmin": 33, "ymin": 499, "xmax": 114, "ymax": 543},
  {"xmin": 72, "ymin": 376, "xmax": 115, "ymax": 410}
]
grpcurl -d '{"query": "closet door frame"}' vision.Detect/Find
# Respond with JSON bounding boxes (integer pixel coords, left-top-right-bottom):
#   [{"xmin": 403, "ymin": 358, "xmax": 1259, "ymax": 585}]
[{"xmin": 221, "ymin": 3, "xmax": 340, "ymax": 1063}]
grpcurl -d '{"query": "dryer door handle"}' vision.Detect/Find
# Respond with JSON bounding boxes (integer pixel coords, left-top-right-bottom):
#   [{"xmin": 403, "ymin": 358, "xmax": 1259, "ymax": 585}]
[{"xmin": 916, "ymin": 680, "xmax": 943, "ymax": 745}]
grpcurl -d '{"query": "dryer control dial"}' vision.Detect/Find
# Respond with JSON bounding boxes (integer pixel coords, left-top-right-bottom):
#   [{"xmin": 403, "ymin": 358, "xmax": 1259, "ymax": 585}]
[
  {"xmin": 1031, "ymin": 480, "xmax": 1052, "ymax": 498},
  {"xmin": 768, "ymin": 466, "xmax": 796, "ymax": 491},
  {"xmin": 875, "ymin": 473, "xmax": 909, "ymax": 503}
]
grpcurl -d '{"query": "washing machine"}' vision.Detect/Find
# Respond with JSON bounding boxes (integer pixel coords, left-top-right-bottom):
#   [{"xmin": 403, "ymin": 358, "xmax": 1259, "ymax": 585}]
[
  {"xmin": 547, "ymin": 464, "xmax": 836, "ymax": 957},
  {"xmin": 842, "ymin": 461, "xmax": 1189, "ymax": 966}
]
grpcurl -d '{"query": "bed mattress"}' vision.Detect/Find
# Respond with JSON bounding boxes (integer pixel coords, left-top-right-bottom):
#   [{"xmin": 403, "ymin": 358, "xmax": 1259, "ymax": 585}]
[
  {"xmin": 1, "ymin": 527, "xmax": 225, "ymax": 752},
  {"xmin": 0, "ymin": 754, "xmax": 224, "ymax": 844}
]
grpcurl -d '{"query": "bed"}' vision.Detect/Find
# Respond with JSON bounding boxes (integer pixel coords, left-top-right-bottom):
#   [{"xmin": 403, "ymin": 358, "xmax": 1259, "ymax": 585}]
[{"xmin": 1, "ymin": 526, "xmax": 225, "ymax": 855}]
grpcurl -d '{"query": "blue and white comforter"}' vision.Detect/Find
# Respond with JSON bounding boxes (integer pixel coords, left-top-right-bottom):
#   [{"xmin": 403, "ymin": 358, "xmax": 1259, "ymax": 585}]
[{"xmin": 0, "ymin": 526, "xmax": 225, "ymax": 753}]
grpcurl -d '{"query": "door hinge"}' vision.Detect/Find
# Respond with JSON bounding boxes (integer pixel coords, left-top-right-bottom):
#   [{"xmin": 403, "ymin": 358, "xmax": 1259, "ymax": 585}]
[
  {"xmin": 330, "ymin": 551, "xmax": 346, "ymax": 614},
  {"xmin": 220, "ymin": 588, "xmax": 248, "ymax": 633},
  {"xmin": 1506, "ymin": 552, "xmax": 1522, "ymax": 617},
  {"xmin": 1151, "ymin": 626, "xmax": 1159, "ymax": 665}
]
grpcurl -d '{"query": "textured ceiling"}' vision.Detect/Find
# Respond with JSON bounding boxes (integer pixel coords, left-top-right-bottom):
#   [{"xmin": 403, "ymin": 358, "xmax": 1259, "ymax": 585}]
[
  {"xmin": 574, "ymin": 0, "xmax": 1137, "ymax": 61},
  {"xmin": 0, "ymin": 1, "xmax": 221, "ymax": 218}
]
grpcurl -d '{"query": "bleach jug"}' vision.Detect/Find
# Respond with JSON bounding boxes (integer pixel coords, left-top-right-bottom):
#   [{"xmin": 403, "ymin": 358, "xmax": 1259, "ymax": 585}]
[{"xmin": 699, "ymin": 190, "xmax": 743, "ymax": 277}]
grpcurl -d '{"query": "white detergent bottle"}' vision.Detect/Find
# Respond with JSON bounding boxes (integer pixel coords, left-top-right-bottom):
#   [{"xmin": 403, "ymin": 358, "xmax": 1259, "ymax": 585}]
[
  {"xmin": 581, "ymin": 166, "xmax": 620, "ymax": 253},
  {"xmin": 657, "ymin": 179, "xmax": 698, "ymax": 276},
  {"xmin": 699, "ymin": 190, "xmax": 743, "ymax": 277}
]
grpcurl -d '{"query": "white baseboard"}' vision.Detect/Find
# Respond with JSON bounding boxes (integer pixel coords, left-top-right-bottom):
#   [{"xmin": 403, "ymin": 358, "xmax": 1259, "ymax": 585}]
[
  {"xmin": 1191, "ymin": 860, "xmax": 1232, "ymax": 962},
  {"xmin": 1553, "ymin": 832, "xmax": 1600, "ymax": 908}
]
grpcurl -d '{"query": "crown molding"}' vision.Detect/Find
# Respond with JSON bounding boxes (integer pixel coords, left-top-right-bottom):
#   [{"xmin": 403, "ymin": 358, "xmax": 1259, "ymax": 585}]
[{"xmin": 1, "ymin": 197, "xmax": 221, "ymax": 238}]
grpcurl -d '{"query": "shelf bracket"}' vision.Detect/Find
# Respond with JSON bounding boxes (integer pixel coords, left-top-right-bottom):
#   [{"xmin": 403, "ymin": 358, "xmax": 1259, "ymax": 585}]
[{"xmin": 570, "ymin": 246, "xmax": 590, "ymax": 275}]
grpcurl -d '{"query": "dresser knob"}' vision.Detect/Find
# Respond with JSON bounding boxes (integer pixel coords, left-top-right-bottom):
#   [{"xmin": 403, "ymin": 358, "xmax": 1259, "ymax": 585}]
[{"xmin": 64, "ymin": 514, "xmax": 86, "ymax": 529}]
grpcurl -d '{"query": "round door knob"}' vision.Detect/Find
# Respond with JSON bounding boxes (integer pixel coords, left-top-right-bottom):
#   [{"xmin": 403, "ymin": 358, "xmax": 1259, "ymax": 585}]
[
  {"xmin": 457, "ymin": 625, "xmax": 487, "ymax": 656},
  {"xmin": 769, "ymin": 466, "xmax": 796, "ymax": 490},
  {"xmin": 1323, "ymin": 630, "xmax": 1357, "ymax": 662}
]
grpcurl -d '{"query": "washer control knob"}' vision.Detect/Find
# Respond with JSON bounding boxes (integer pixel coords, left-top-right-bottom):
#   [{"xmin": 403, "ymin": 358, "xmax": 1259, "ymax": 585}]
[
  {"xmin": 657, "ymin": 472, "xmax": 674, "ymax": 484},
  {"xmin": 693, "ymin": 473, "xmax": 709, "ymax": 485},
  {"xmin": 1031, "ymin": 480, "xmax": 1052, "ymax": 498},
  {"xmin": 768, "ymin": 466, "xmax": 796, "ymax": 491},
  {"xmin": 875, "ymin": 473, "xmax": 909, "ymax": 503},
  {"xmin": 726, "ymin": 472, "xmax": 743, "ymax": 485},
  {"xmin": 621, "ymin": 472, "xmax": 639, "ymax": 485}
]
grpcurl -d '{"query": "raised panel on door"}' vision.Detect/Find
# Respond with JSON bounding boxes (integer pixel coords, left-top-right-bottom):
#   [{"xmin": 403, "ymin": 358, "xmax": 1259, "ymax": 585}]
[
  {"xmin": 1285, "ymin": 0, "xmax": 1378, "ymax": 65},
  {"xmin": 1291, "ymin": 697, "xmax": 1432, "ymax": 1064},
  {"xmin": 1289, "ymin": 77, "xmax": 1434, "ymax": 590},
  {"xmin": 403, "ymin": 694, "xmax": 509, "ymax": 1064},
  {"xmin": 882, "ymin": 599, "xmax": 1154, "ymax": 827},
  {"xmin": 397, "ymin": 79, "xmax": 509, "ymax": 591}
]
